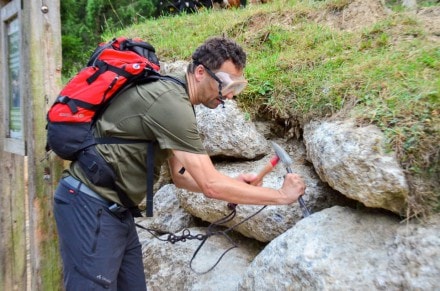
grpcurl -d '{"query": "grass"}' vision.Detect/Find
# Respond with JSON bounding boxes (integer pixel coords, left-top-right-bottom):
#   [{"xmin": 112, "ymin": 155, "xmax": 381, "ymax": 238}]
[{"xmin": 98, "ymin": 0, "xmax": 440, "ymax": 216}]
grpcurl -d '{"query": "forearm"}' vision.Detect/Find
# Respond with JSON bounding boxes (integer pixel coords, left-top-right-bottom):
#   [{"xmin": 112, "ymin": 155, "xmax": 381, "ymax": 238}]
[
  {"xmin": 202, "ymin": 174, "xmax": 292, "ymax": 205},
  {"xmin": 172, "ymin": 165, "xmax": 288, "ymax": 204},
  {"xmin": 170, "ymin": 150, "xmax": 304, "ymax": 206}
]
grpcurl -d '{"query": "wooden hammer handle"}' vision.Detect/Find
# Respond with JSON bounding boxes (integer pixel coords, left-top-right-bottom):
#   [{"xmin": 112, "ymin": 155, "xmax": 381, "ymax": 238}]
[{"xmin": 250, "ymin": 156, "xmax": 280, "ymax": 185}]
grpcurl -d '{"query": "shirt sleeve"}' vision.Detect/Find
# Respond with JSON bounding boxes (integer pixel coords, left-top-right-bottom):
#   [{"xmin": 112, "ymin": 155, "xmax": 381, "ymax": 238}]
[{"xmin": 142, "ymin": 81, "xmax": 206, "ymax": 154}]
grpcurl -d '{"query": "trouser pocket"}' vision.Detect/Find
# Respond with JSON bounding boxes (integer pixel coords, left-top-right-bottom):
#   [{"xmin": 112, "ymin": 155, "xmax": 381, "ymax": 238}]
[
  {"xmin": 92, "ymin": 208, "xmax": 103, "ymax": 252},
  {"xmin": 74, "ymin": 265, "xmax": 112, "ymax": 289}
]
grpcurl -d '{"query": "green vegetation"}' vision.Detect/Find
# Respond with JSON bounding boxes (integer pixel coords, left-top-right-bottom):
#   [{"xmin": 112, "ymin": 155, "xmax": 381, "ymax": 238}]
[
  {"xmin": 62, "ymin": 0, "xmax": 439, "ymax": 216},
  {"xmin": 60, "ymin": 0, "xmax": 159, "ymax": 75}
]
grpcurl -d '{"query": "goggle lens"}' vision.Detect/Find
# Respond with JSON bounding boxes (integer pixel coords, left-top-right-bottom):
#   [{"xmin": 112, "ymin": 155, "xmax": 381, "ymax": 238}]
[{"xmin": 215, "ymin": 72, "xmax": 248, "ymax": 96}]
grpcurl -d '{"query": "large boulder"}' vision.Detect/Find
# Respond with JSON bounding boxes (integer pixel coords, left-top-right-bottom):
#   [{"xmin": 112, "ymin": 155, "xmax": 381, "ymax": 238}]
[
  {"xmin": 238, "ymin": 206, "xmax": 401, "ymax": 290},
  {"xmin": 380, "ymin": 214, "xmax": 440, "ymax": 290},
  {"xmin": 303, "ymin": 120, "xmax": 408, "ymax": 215},
  {"xmin": 195, "ymin": 100, "xmax": 269, "ymax": 159}
]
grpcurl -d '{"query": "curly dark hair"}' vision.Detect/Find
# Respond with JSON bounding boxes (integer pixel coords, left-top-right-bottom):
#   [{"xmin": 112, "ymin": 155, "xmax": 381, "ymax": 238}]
[{"xmin": 188, "ymin": 36, "xmax": 246, "ymax": 73}]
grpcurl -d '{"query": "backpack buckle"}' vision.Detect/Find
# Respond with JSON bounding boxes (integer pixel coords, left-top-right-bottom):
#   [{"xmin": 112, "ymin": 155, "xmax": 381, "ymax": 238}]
[
  {"xmin": 108, "ymin": 203, "xmax": 127, "ymax": 213},
  {"xmin": 57, "ymin": 95, "xmax": 70, "ymax": 104}
]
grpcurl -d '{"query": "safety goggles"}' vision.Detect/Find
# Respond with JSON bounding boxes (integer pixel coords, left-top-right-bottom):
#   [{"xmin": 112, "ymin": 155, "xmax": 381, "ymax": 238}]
[
  {"xmin": 215, "ymin": 72, "xmax": 248, "ymax": 96},
  {"xmin": 203, "ymin": 65, "xmax": 248, "ymax": 97}
]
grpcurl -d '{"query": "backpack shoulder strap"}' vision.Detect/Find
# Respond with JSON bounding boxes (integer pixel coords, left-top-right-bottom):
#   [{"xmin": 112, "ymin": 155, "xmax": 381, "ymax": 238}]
[
  {"xmin": 146, "ymin": 142, "xmax": 155, "ymax": 217},
  {"xmin": 157, "ymin": 75, "xmax": 186, "ymax": 87},
  {"xmin": 136, "ymin": 71, "xmax": 186, "ymax": 88},
  {"xmin": 142, "ymin": 74, "xmax": 185, "ymax": 217}
]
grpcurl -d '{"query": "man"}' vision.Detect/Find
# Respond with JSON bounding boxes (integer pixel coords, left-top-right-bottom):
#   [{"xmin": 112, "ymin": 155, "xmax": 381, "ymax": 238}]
[{"xmin": 53, "ymin": 36, "xmax": 306, "ymax": 290}]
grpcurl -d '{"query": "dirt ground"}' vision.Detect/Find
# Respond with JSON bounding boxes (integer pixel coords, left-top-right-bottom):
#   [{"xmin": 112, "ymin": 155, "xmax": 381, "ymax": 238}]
[
  {"xmin": 417, "ymin": 5, "xmax": 440, "ymax": 41},
  {"xmin": 313, "ymin": 0, "xmax": 440, "ymax": 41},
  {"xmin": 315, "ymin": 0, "xmax": 389, "ymax": 31}
]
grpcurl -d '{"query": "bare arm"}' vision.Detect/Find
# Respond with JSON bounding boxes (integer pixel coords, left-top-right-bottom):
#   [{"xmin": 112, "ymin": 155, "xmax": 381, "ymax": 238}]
[
  {"xmin": 168, "ymin": 154, "xmax": 202, "ymax": 192},
  {"xmin": 168, "ymin": 149, "xmax": 305, "ymax": 205}
]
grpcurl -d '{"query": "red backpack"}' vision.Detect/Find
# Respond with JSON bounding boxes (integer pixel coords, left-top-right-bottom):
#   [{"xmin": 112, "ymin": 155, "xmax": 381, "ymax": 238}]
[
  {"xmin": 47, "ymin": 37, "xmax": 161, "ymax": 159},
  {"xmin": 46, "ymin": 37, "xmax": 183, "ymax": 216}
]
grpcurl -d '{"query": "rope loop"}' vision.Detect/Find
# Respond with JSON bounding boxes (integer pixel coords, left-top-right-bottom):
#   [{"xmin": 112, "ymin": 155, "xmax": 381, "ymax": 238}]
[
  {"xmin": 135, "ymin": 203, "xmax": 268, "ymax": 274},
  {"xmin": 166, "ymin": 228, "xmax": 207, "ymax": 244}
]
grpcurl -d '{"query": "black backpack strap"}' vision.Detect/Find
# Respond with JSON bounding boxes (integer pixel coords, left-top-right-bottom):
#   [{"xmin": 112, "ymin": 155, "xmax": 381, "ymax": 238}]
[
  {"xmin": 87, "ymin": 60, "xmax": 134, "ymax": 84},
  {"xmin": 146, "ymin": 142, "xmax": 155, "ymax": 217},
  {"xmin": 76, "ymin": 145, "xmax": 143, "ymax": 217},
  {"xmin": 114, "ymin": 186, "xmax": 142, "ymax": 217},
  {"xmin": 135, "ymin": 71, "xmax": 186, "ymax": 88},
  {"xmin": 143, "ymin": 75, "xmax": 184, "ymax": 217},
  {"xmin": 94, "ymin": 136, "xmax": 155, "ymax": 217},
  {"xmin": 87, "ymin": 40, "xmax": 114, "ymax": 67},
  {"xmin": 95, "ymin": 136, "xmax": 149, "ymax": 144},
  {"xmin": 55, "ymin": 96, "xmax": 100, "ymax": 114}
]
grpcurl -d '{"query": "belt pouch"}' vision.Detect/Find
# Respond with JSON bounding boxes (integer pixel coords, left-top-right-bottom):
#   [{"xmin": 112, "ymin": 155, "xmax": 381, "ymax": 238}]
[{"xmin": 76, "ymin": 146, "xmax": 116, "ymax": 188}]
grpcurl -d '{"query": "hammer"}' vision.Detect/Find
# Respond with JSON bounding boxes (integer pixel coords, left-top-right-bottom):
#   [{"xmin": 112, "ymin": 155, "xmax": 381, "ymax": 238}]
[
  {"xmin": 228, "ymin": 155, "xmax": 280, "ymax": 209},
  {"xmin": 272, "ymin": 142, "xmax": 311, "ymax": 217}
]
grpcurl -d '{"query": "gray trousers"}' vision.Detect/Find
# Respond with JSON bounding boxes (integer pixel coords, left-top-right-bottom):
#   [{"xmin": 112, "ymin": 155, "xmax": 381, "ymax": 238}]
[{"xmin": 53, "ymin": 177, "xmax": 147, "ymax": 290}]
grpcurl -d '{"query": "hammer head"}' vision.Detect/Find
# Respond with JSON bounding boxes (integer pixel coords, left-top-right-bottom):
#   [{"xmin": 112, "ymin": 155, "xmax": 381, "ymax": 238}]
[{"xmin": 271, "ymin": 142, "xmax": 293, "ymax": 166}]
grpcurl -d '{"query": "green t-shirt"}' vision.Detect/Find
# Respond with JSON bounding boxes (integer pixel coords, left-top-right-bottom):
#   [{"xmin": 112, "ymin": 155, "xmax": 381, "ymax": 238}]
[{"xmin": 67, "ymin": 72, "xmax": 206, "ymax": 205}]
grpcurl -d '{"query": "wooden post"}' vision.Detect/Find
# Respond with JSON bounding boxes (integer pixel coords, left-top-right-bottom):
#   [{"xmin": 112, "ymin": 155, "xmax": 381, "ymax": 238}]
[
  {"xmin": 0, "ymin": 0, "xmax": 62, "ymax": 290},
  {"xmin": 24, "ymin": 1, "xmax": 63, "ymax": 290}
]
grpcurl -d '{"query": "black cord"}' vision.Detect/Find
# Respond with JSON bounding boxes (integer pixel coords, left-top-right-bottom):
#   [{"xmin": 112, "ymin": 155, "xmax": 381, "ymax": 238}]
[{"xmin": 135, "ymin": 204, "xmax": 267, "ymax": 274}]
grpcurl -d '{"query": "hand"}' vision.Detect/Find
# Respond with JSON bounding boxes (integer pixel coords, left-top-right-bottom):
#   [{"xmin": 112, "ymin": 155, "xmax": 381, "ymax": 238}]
[
  {"xmin": 280, "ymin": 173, "xmax": 306, "ymax": 204},
  {"xmin": 235, "ymin": 173, "xmax": 263, "ymax": 186}
]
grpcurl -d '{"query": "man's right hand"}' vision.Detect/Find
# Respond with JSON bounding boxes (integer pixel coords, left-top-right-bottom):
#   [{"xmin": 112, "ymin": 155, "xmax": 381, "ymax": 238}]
[{"xmin": 280, "ymin": 173, "xmax": 306, "ymax": 204}]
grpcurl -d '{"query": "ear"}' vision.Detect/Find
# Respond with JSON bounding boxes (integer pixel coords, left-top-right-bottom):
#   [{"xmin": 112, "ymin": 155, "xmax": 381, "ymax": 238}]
[{"xmin": 194, "ymin": 64, "xmax": 206, "ymax": 82}]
